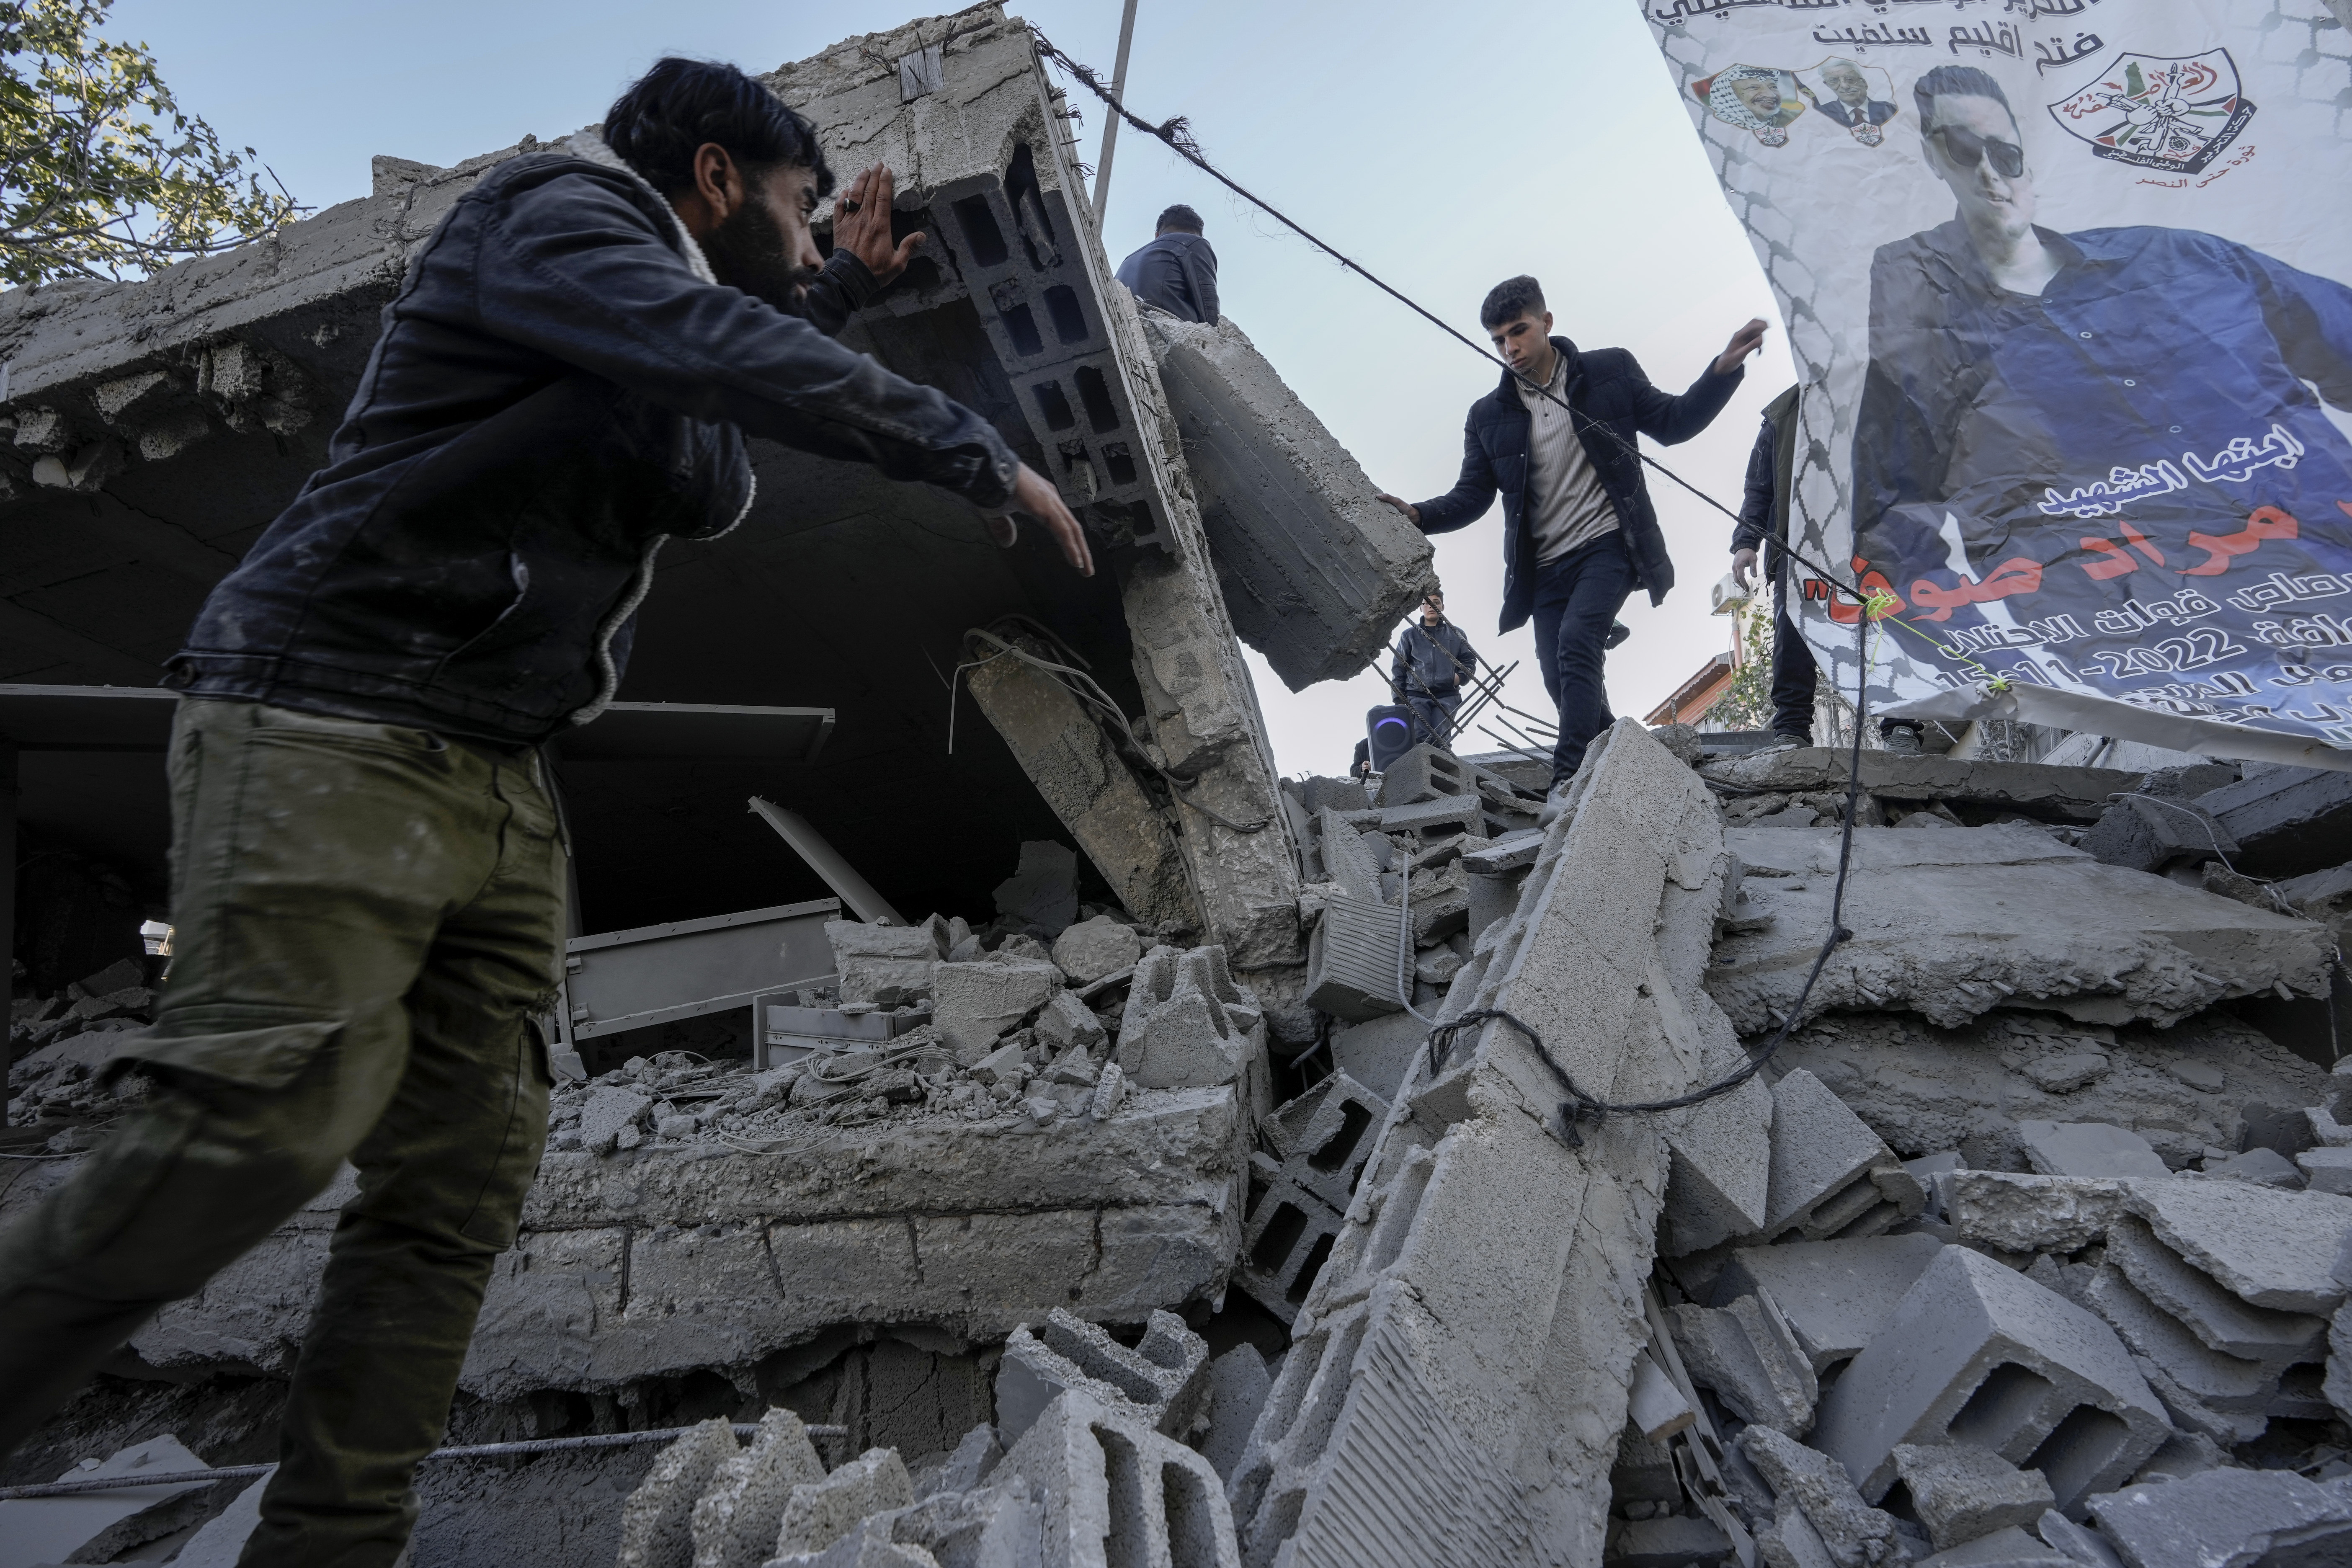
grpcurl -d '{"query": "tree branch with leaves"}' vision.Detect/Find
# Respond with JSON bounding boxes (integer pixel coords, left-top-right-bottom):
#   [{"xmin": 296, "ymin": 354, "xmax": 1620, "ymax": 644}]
[{"xmin": 0, "ymin": 0, "xmax": 300, "ymax": 286}]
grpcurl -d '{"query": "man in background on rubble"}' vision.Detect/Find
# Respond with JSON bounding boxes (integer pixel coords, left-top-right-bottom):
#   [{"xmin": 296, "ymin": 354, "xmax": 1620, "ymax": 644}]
[
  {"xmin": 0, "ymin": 57, "xmax": 1091, "ymax": 1568},
  {"xmin": 1377, "ymin": 276, "xmax": 1765, "ymax": 814},
  {"xmin": 1391, "ymin": 587, "xmax": 1479, "ymax": 751},
  {"xmin": 1732, "ymin": 385, "xmax": 1821, "ymax": 750},
  {"xmin": 1115, "ymin": 203, "xmax": 1220, "ymax": 324}
]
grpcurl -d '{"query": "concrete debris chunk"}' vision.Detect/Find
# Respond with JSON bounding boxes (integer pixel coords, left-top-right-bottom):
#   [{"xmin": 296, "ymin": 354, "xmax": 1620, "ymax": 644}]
[
  {"xmin": 1049, "ymin": 915, "xmax": 1140, "ymax": 987},
  {"xmin": 693, "ymin": 1408, "xmax": 825, "ymax": 1568},
  {"xmin": 580, "ymin": 1084, "xmax": 654, "ymax": 1155},
  {"xmin": 996, "ymin": 1388, "xmax": 1240, "ymax": 1568},
  {"xmin": 2036, "ymin": 1510, "xmax": 2126, "ymax": 1568},
  {"xmin": 2086, "ymin": 1467, "xmax": 2352, "ymax": 1568},
  {"xmin": 1912, "ymin": 1524, "xmax": 2075, "ymax": 1568},
  {"xmin": 2077, "ymin": 794, "xmax": 2236, "ymax": 877},
  {"xmin": 2018, "ymin": 1122, "xmax": 2173, "ymax": 1181},
  {"xmin": 2202, "ymin": 1146, "xmax": 2303, "ymax": 1187},
  {"xmin": 1668, "ymin": 1292, "xmax": 1820, "ymax": 1435},
  {"xmin": 828, "ymin": 920, "xmax": 942, "ymax": 1008},
  {"xmin": 1739, "ymin": 1424, "xmax": 1901, "ymax": 1568},
  {"xmin": 1713, "ymin": 1232, "xmax": 1947, "ymax": 1372},
  {"xmin": 2127, "ymin": 1431, "xmax": 2227, "ymax": 1485},
  {"xmin": 1033, "ymin": 990, "xmax": 1107, "ymax": 1055},
  {"xmin": 1700, "ymin": 750, "xmax": 2145, "ymax": 822},
  {"xmin": 993, "ymin": 840, "xmax": 1081, "ymax": 936},
  {"xmin": 1117, "ymin": 944, "xmax": 1261, "ymax": 1091},
  {"xmin": 1708, "ymin": 824, "xmax": 2330, "ymax": 1032},
  {"xmin": 2299, "ymin": 1145, "xmax": 2352, "ymax": 1194},
  {"xmin": 1328, "ymin": 1010, "xmax": 1428, "ymax": 1100},
  {"xmin": 2120, "ymin": 1177, "xmax": 2352, "ymax": 1314},
  {"xmin": 1765, "ymin": 1069, "xmax": 1917, "ymax": 1241},
  {"xmin": 618, "ymin": 1417, "xmax": 741, "ymax": 1568},
  {"xmin": 1199, "ymin": 1345, "xmax": 1272, "ymax": 1483},
  {"xmin": 911, "ymin": 1424, "xmax": 1002, "ymax": 1501},
  {"xmin": 1139, "ymin": 308, "xmax": 1430, "ymax": 691},
  {"xmin": 0, "ymin": 1434, "xmax": 214, "ymax": 1568},
  {"xmin": 1888, "ymin": 1443, "xmax": 2055, "ymax": 1553},
  {"xmin": 772, "ymin": 1448, "xmax": 916, "ymax": 1561},
  {"xmin": 2102, "ymin": 1214, "xmax": 2325, "ymax": 1365},
  {"xmin": 1946, "ymin": 1173, "xmax": 2134, "ymax": 1255},
  {"xmin": 1810, "ymin": 1246, "xmax": 2169, "ymax": 1512},
  {"xmin": 931, "ymin": 959, "xmax": 1060, "ymax": 1055},
  {"xmin": 995, "ymin": 1307, "xmax": 1209, "ymax": 1447},
  {"xmin": 2195, "ymin": 763, "xmax": 2352, "ymax": 879},
  {"xmin": 1606, "ymin": 1513, "xmax": 1734, "ymax": 1568},
  {"xmin": 1626, "ymin": 1349, "xmax": 1696, "ymax": 1440}
]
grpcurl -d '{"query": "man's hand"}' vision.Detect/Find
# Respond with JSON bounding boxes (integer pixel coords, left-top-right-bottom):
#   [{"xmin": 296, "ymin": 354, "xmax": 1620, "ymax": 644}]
[
  {"xmin": 987, "ymin": 464, "xmax": 1096, "ymax": 577},
  {"xmin": 1713, "ymin": 317, "xmax": 1769, "ymax": 375},
  {"xmin": 833, "ymin": 164, "xmax": 924, "ymax": 285},
  {"xmin": 1375, "ymin": 492, "xmax": 1421, "ymax": 526},
  {"xmin": 1732, "ymin": 546, "xmax": 1759, "ymax": 590}
]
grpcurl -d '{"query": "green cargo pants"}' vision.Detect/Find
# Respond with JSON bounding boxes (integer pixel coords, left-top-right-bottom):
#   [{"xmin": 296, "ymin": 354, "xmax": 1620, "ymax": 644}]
[{"xmin": 0, "ymin": 698, "xmax": 565, "ymax": 1567}]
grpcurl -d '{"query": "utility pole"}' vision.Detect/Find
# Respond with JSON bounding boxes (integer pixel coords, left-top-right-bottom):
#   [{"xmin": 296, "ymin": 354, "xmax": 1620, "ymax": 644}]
[{"xmin": 1091, "ymin": 0, "xmax": 1140, "ymax": 221}]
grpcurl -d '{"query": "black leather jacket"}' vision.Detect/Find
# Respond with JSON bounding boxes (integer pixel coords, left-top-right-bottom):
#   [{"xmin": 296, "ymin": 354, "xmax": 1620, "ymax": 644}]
[
  {"xmin": 1411, "ymin": 336, "xmax": 1741, "ymax": 633},
  {"xmin": 167, "ymin": 132, "xmax": 1019, "ymax": 744}
]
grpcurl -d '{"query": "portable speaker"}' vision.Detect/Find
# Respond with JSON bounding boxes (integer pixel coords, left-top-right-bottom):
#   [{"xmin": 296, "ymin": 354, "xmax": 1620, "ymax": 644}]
[{"xmin": 1365, "ymin": 705, "xmax": 1417, "ymax": 772}]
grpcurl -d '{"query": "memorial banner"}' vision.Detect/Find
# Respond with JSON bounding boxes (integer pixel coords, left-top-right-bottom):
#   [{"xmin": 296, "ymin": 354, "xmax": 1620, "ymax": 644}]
[{"xmin": 1641, "ymin": 0, "xmax": 2352, "ymax": 763}]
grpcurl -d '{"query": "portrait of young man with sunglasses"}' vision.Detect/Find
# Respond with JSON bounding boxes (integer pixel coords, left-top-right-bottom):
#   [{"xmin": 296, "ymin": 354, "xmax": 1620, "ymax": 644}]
[{"xmin": 1849, "ymin": 64, "xmax": 2352, "ymax": 614}]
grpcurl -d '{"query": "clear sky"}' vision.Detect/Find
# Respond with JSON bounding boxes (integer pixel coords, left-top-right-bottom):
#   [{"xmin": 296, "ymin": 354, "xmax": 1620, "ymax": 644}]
[{"xmin": 111, "ymin": 0, "xmax": 1794, "ymax": 779}]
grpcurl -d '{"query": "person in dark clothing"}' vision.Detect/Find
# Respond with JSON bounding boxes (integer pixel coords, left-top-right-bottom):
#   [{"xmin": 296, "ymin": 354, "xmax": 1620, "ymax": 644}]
[
  {"xmin": 0, "ymin": 59, "xmax": 1090, "ymax": 1567},
  {"xmin": 1378, "ymin": 275, "xmax": 1764, "ymax": 810},
  {"xmin": 1731, "ymin": 385, "xmax": 1818, "ymax": 747},
  {"xmin": 1114, "ymin": 203, "xmax": 1219, "ymax": 324},
  {"xmin": 1392, "ymin": 588, "xmax": 1479, "ymax": 750}
]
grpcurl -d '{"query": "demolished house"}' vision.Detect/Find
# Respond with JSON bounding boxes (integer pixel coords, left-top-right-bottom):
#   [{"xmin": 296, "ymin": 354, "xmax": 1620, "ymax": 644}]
[{"xmin": 8, "ymin": 10, "xmax": 2352, "ymax": 1568}]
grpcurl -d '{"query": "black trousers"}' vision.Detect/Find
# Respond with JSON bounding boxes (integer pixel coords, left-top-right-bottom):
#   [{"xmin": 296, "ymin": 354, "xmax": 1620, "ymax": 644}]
[{"xmin": 1770, "ymin": 593, "xmax": 1819, "ymax": 740}]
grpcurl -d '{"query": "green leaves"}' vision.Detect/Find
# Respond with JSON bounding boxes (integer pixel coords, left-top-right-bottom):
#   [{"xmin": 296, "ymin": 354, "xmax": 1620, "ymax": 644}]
[{"xmin": 0, "ymin": 0, "xmax": 300, "ymax": 286}]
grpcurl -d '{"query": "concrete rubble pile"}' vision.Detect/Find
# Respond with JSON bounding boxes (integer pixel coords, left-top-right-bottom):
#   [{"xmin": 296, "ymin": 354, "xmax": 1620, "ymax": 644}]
[{"xmin": 7, "ymin": 956, "xmax": 158, "ymax": 1152}]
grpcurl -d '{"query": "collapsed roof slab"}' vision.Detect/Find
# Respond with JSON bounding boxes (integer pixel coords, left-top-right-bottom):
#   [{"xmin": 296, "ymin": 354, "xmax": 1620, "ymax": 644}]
[{"xmin": 0, "ymin": 6, "xmax": 1329, "ymax": 956}]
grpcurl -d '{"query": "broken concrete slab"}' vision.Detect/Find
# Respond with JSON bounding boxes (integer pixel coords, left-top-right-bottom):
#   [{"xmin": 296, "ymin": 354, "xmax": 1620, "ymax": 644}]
[
  {"xmin": 0, "ymin": 1434, "xmax": 215, "ymax": 1568},
  {"xmin": 1668, "ymin": 1292, "xmax": 1819, "ymax": 1434},
  {"xmin": 1768, "ymin": 1010, "xmax": 2326, "ymax": 1174},
  {"xmin": 993, "ymin": 1307, "xmax": 1208, "ymax": 1447},
  {"xmin": 1888, "ymin": 1443, "xmax": 2055, "ymax": 1553},
  {"xmin": 1712, "ymin": 1232, "xmax": 1947, "ymax": 1372},
  {"xmin": 2065, "ymin": 1264, "xmax": 2276, "ymax": 1414},
  {"xmin": 2077, "ymin": 795, "xmax": 2236, "ymax": 877},
  {"xmin": 1945, "ymin": 1172, "xmax": 2135, "ymax": 1256},
  {"xmin": 1228, "ymin": 721, "xmax": 1766, "ymax": 1568},
  {"xmin": 1139, "ymin": 309, "xmax": 1430, "ymax": 690},
  {"xmin": 2018, "ymin": 1122, "xmax": 2172, "ymax": 1181},
  {"xmin": 1328, "ymin": 1009, "xmax": 1429, "ymax": 1101},
  {"xmin": 2195, "ymin": 763, "xmax": 2352, "ymax": 879},
  {"xmin": 2300, "ymin": 1145, "xmax": 2352, "ymax": 1194},
  {"xmin": 2119, "ymin": 1178, "xmax": 2352, "ymax": 1315},
  {"xmin": 2102, "ymin": 1214, "xmax": 2326, "ymax": 1367},
  {"xmin": 2086, "ymin": 1467, "xmax": 2352, "ymax": 1568},
  {"xmin": 1810, "ymin": 1245, "xmax": 2169, "ymax": 1511},
  {"xmin": 1701, "ymin": 750, "xmax": 2146, "ymax": 824},
  {"xmin": 1709, "ymin": 826, "xmax": 2332, "ymax": 1032}
]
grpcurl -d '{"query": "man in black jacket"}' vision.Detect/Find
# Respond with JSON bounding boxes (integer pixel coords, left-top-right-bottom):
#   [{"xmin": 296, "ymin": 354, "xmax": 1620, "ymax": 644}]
[
  {"xmin": 1114, "ymin": 204, "xmax": 1219, "ymax": 324},
  {"xmin": 1731, "ymin": 385, "xmax": 1818, "ymax": 747},
  {"xmin": 0, "ymin": 59, "xmax": 1088, "ymax": 1565},
  {"xmin": 1392, "ymin": 588, "xmax": 1479, "ymax": 750},
  {"xmin": 1379, "ymin": 276, "xmax": 1763, "ymax": 807}
]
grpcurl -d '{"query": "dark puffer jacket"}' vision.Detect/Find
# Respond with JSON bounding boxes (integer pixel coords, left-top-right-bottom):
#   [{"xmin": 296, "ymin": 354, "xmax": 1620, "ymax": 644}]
[
  {"xmin": 1411, "ymin": 336, "xmax": 1741, "ymax": 633},
  {"xmin": 167, "ymin": 132, "xmax": 1019, "ymax": 743}
]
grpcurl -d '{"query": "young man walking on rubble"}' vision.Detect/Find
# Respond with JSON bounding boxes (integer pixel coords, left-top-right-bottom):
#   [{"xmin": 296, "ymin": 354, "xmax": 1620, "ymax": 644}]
[
  {"xmin": 1378, "ymin": 276, "xmax": 1764, "ymax": 813},
  {"xmin": 0, "ymin": 59, "xmax": 1090, "ymax": 1565}
]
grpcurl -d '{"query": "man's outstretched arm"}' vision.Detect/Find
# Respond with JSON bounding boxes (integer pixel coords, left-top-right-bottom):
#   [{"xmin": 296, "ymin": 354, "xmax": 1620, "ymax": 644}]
[{"xmin": 1627, "ymin": 319, "xmax": 1767, "ymax": 446}]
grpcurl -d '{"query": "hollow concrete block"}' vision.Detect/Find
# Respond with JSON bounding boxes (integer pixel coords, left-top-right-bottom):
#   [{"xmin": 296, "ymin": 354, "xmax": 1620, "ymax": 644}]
[
  {"xmin": 1714, "ymin": 1233, "xmax": 1947, "ymax": 1372},
  {"xmin": 1303, "ymin": 892, "xmax": 1408, "ymax": 1022},
  {"xmin": 1765, "ymin": 1069, "xmax": 1918, "ymax": 1241},
  {"xmin": 1810, "ymin": 1246, "xmax": 2169, "ymax": 1512},
  {"xmin": 995, "ymin": 1307, "xmax": 1209, "ymax": 1447},
  {"xmin": 998, "ymin": 1388, "xmax": 1240, "ymax": 1568}
]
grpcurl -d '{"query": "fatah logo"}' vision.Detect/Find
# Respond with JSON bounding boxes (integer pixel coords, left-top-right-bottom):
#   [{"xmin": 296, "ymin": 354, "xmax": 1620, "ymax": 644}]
[{"xmin": 2048, "ymin": 49, "xmax": 2254, "ymax": 175}]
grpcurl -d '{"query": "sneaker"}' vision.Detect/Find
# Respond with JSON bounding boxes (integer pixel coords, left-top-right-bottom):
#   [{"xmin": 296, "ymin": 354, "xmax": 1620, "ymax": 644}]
[
  {"xmin": 1538, "ymin": 780, "xmax": 1576, "ymax": 826},
  {"xmin": 1883, "ymin": 723, "xmax": 1925, "ymax": 756},
  {"xmin": 1762, "ymin": 731, "xmax": 1808, "ymax": 752},
  {"xmin": 1604, "ymin": 621, "xmax": 1632, "ymax": 650}
]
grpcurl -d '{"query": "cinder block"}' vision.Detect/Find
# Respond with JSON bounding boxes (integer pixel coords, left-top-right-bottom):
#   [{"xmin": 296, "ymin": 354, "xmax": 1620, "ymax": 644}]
[
  {"xmin": 2085, "ymin": 1467, "xmax": 2352, "ymax": 1568},
  {"xmin": 2017, "ymin": 1122, "xmax": 2171, "ymax": 1181},
  {"xmin": 1669, "ymin": 1292, "xmax": 1819, "ymax": 1435},
  {"xmin": 930, "ymin": 959, "xmax": 1058, "ymax": 1053},
  {"xmin": 997, "ymin": 1389, "xmax": 1240, "ymax": 1568},
  {"xmin": 1810, "ymin": 1246, "xmax": 2169, "ymax": 1511},
  {"xmin": 692, "ymin": 1407, "xmax": 825, "ymax": 1568},
  {"xmin": 772, "ymin": 1448, "xmax": 915, "ymax": 1560},
  {"xmin": 1329, "ymin": 1010, "xmax": 1429, "ymax": 1101},
  {"xmin": 1234, "ymin": 1154, "xmax": 1347, "ymax": 1326},
  {"xmin": 1371, "ymin": 792, "xmax": 1485, "ymax": 839},
  {"xmin": 828, "ymin": 920, "xmax": 942, "ymax": 1007},
  {"xmin": 2102, "ymin": 1215, "xmax": 2325, "ymax": 1367},
  {"xmin": 1260, "ymin": 1070, "xmax": 1387, "ymax": 1217},
  {"xmin": 1739, "ymin": 1424, "xmax": 1901, "ymax": 1568},
  {"xmin": 1715, "ymin": 1233, "xmax": 1947, "ymax": 1372},
  {"xmin": 1117, "ymin": 944, "xmax": 1261, "ymax": 1091},
  {"xmin": 1303, "ymin": 892, "xmax": 1408, "ymax": 1021},
  {"xmin": 1888, "ymin": 1444, "xmax": 2055, "ymax": 1553},
  {"xmin": 1766, "ymin": 1070, "xmax": 1919, "ymax": 1241},
  {"xmin": 1376, "ymin": 745, "xmax": 1473, "ymax": 809},
  {"xmin": 995, "ymin": 1307, "xmax": 1209, "ymax": 1447},
  {"xmin": 617, "ymin": 1417, "xmax": 740, "ymax": 1568}
]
